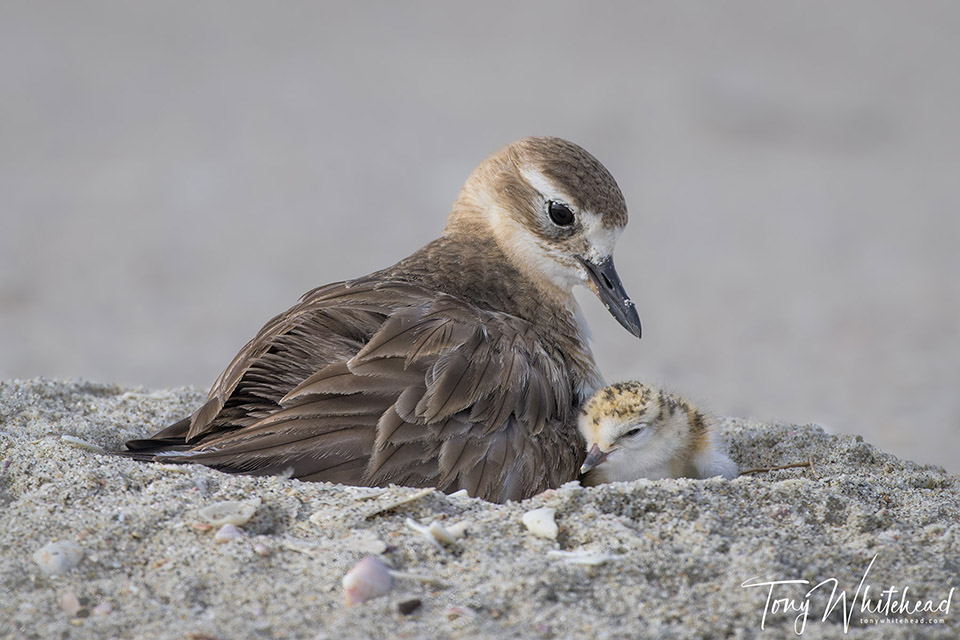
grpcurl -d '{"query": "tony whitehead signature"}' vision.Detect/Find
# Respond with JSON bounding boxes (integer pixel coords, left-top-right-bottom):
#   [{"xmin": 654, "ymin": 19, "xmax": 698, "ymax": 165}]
[{"xmin": 741, "ymin": 555, "xmax": 955, "ymax": 634}]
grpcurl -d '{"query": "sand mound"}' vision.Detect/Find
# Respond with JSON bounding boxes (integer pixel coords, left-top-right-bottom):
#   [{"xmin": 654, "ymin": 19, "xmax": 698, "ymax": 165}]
[{"xmin": 1, "ymin": 378, "xmax": 957, "ymax": 639}]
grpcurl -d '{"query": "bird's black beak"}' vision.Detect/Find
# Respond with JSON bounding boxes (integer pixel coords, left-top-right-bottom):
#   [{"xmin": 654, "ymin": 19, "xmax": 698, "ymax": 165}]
[
  {"xmin": 577, "ymin": 256, "xmax": 642, "ymax": 339},
  {"xmin": 580, "ymin": 443, "xmax": 610, "ymax": 474}
]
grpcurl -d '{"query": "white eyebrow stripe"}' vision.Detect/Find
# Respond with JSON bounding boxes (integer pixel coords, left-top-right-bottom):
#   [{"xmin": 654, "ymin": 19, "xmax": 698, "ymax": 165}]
[{"xmin": 519, "ymin": 167, "xmax": 574, "ymax": 205}]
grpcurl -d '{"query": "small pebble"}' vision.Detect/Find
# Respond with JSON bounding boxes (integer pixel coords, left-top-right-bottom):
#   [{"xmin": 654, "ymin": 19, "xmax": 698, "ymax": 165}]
[
  {"xmin": 33, "ymin": 541, "xmax": 84, "ymax": 576},
  {"xmin": 397, "ymin": 598, "xmax": 422, "ymax": 615},
  {"xmin": 253, "ymin": 542, "xmax": 271, "ymax": 556},
  {"xmin": 59, "ymin": 591, "xmax": 82, "ymax": 615},
  {"xmin": 250, "ymin": 618, "xmax": 271, "ymax": 632},
  {"xmin": 213, "ymin": 523, "xmax": 244, "ymax": 543},
  {"xmin": 92, "ymin": 601, "xmax": 113, "ymax": 616},
  {"xmin": 522, "ymin": 507, "xmax": 558, "ymax": 540}
]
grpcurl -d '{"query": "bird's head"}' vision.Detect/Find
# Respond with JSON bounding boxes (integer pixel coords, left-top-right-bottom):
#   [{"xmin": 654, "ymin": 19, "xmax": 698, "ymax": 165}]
[
  {"xmin": 578, "ymin": 381, "xmax": 691, "ymax": 475},
  {"xmin": 448, "ymin": 136, "xmax": 642, "ymax": 338}
]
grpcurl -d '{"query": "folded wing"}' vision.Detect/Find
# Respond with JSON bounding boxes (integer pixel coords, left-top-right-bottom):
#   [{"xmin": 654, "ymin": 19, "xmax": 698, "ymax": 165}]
[{"xmin": 124, "ymin": 279, "xmax": 581, "ymax": 502}]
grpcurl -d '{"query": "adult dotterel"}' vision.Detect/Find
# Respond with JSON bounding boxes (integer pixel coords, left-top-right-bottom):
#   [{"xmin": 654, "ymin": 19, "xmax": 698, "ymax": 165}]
[
  {"xmin": 579, "ymin": 381, "xmax": 738, "ymax": 484},
  {"xmin": 124, "ymin": 137, "xmax": 642, "ymax": 503}
]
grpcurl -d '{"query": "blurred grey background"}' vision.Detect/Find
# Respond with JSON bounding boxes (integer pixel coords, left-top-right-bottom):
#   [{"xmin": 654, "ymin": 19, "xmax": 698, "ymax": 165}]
[{"xmin": 2, "ymin": 2, "xmax": 958, "ymax": 472}]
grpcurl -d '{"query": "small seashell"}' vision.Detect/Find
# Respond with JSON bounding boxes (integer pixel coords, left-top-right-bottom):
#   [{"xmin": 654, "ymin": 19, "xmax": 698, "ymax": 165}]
[
  {"xmin": 253, "ymin": 542, "xmax": 271, "ymax": 557},
  {"xmin": 447, "ymin": 489, "xmax": 471, "ymax": 500},
  {"xmin": 197, "ymin": 498, "xmax": 261, "ymax": 527},
  {"xmin": 213, "ymin": 523, "xmax": 244, "ymax": 543},
  {"xmin": 59, "ymin": 591, "xmax": 83, "ymax": 615},
  {"xmin": 522, "ymin": 507, "xmax": 558, "ymax": 540},
  {"xmin": 91, "ymin": 601, "xmax": 113, "ymax": 617},
  {"xmin": 547, "ymin": 548, "xmax": 622, "ymax": 565},
  {"xmin": 342, "ymin": 556, "xmax": 394, "ymax": 606},
  {"xmin": 33, "ymin": 541, "xmax": 84, "ymax": 576},
  {"xmin": 405, "ymin": 518, "xmax": 468, "ymax": 551}
]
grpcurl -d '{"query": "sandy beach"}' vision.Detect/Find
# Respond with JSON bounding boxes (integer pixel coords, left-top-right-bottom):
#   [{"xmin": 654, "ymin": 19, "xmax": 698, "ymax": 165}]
[
  {"xmin": 2, "ymin": 3, "xmax": 959, "ymax": 475},
  {"xmin": 2, "ymin": 378, "xmax": 957, "ymax": 639},
  {"xmin": 3, "ymin": 5, "xmax": 959, "ymax": 637}
]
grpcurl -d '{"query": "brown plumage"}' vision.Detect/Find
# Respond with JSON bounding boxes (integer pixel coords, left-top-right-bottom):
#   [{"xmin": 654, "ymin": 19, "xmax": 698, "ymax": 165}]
[{"xmin": 124, "ymin": 136, "xmax": 642, "ymax": 503}]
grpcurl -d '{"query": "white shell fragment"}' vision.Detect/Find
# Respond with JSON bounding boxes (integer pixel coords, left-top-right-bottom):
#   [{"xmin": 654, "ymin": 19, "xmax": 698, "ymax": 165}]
[
  {"xmin": 60, "ymin": 435, "xmax": 106, "ymax": 454},
  {"xmin": 522, "ymin": 507, "xmax": 558, "ymax": 540},
  {"xmin": 405, "ymin": 518, "xmax": 468, "ymax": 551},
  {"xmin": 345, "ymin": 531, "xmax": 388, "ymax": 555},
  {"xmin": 33, "ymin": 541, "xmax": 84, "ymax": 576},
  {"xmin": 213, "ymin": 523, "xmax": 245, "ymax": 543},
  {"xmin": 342, "ymin": 555, "xmax": 394, "ymax": 606},
  {"xmin": 197, "ymin": 497, "xmax": 261, "ymax": 527},
  {"xmin": 547, "ymin": 549, "xmax": 623, "ymax": 565},
  {"xmin": 442, "ymin": 521, "xmax": 469, "ymax": 540}
]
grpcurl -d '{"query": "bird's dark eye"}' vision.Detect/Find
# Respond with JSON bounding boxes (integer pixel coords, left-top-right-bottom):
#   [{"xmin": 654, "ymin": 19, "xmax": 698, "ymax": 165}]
[
  {"xmin": 622, "ymin": 426, "xmax": 644, "ymax": 438},
  {"xmin": 548, "ymin": 201, "xmax": 575, "ymax": 226}
]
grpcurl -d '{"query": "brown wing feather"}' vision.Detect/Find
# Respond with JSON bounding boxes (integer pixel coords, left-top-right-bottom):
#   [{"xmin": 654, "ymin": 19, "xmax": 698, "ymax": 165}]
[{"xmin": 124, "ymin": 279, "xmax": 583, "ymax": 502}]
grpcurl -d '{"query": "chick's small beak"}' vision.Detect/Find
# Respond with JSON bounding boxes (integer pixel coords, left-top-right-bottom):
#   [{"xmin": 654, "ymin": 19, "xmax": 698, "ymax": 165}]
[
  {"xmin": 580, "ymin": 443, "xmax": 610, "ymax": 474},
  {"xmin": 577, "ymin": 256, "xmax": 642, "ymax": 339}
]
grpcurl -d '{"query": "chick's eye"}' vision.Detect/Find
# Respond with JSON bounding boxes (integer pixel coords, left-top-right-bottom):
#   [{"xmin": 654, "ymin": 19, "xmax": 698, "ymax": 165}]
[
  {"xmin": 622, "ymin": 426, "xmax": 645, "ymax": 438},
  {"xmin": 547, "ymin": 201, "xmax": 575, "ymax": 226}
]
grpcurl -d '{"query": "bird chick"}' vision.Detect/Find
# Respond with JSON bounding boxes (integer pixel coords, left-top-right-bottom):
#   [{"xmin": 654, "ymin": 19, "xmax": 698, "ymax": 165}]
[{"xmin": 578, "ymin": 381, "xmax": 737, "ymax": 484}]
